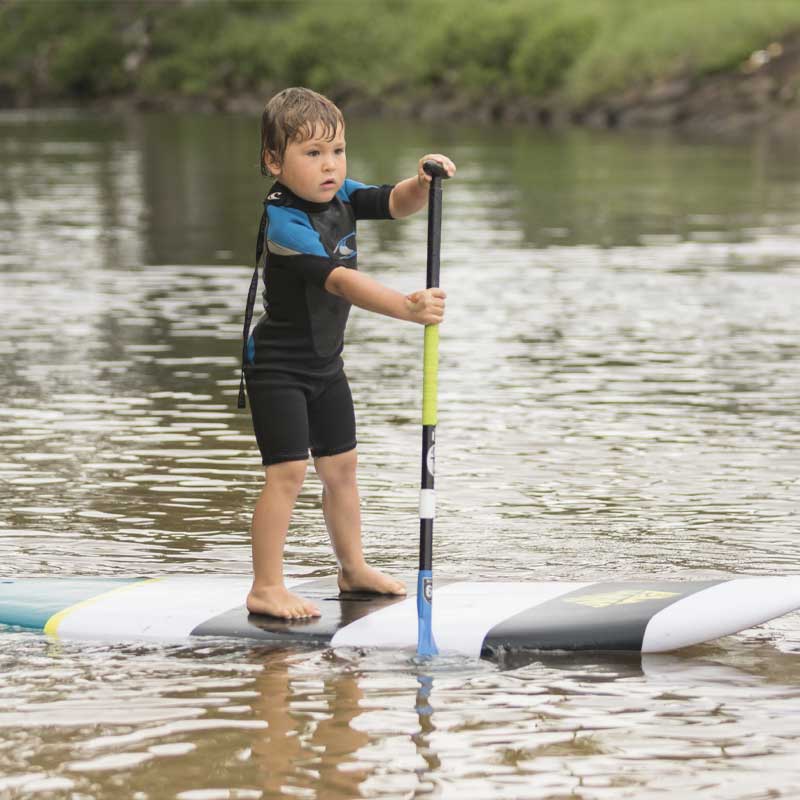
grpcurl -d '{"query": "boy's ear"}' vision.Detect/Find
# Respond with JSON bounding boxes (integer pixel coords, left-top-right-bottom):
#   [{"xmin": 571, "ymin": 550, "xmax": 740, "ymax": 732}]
[{"xmin": 264, "ymin": 150, "xmax": 281, "ymax": 176}]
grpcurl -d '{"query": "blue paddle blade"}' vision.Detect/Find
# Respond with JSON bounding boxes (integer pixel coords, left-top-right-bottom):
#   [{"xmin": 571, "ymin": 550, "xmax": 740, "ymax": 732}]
[{"xmin": 416, "ymin": 570, "xmax": 438, "ymax": 657}]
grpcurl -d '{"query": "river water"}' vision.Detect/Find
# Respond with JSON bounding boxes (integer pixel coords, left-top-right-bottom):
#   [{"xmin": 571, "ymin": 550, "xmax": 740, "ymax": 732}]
[{"xmin": 1, "ymin": 111, "xmax": 799, "ymax": 799}]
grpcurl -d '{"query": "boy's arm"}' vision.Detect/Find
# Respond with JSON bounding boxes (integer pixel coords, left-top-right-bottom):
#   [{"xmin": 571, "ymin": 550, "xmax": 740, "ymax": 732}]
[
  {"xmin": 389, "ymin": 154, "xmax": 456, "ymax": 219},
  {"xmin": 324, "ymin": 267, "xmax": 445, "ymax": 325},
  {"xmin": 389, "ymin": 176, "xmax": 428, "ymax": 220}
]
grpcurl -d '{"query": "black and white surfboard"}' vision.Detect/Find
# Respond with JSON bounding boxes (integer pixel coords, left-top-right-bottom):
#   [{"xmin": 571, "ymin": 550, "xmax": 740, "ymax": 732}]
[{"xmin": 2, "ymin": 575, "xmax": 799, "ymax": 656}]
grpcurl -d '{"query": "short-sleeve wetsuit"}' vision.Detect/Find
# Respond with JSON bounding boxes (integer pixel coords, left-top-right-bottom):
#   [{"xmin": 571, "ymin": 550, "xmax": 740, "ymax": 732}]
[{"xmin": 242, "ymin": 178, "xmax": 394, "ymax": 465}]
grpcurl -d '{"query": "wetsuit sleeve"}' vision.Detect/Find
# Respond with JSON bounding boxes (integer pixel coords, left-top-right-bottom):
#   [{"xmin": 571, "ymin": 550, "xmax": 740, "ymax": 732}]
[
  {"xmin": 266, "ymin": 205, "xmax": 337, "ymax": 288},
  {"xmin": 340, "ymin": 178, "xmax": 395, "ymax": 220}
]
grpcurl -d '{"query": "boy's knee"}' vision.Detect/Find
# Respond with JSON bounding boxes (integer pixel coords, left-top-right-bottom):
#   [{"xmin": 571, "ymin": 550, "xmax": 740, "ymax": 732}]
[
  {"xmin": 266, "ymin": 459, "xmax": 308, "ymax": 494},
  {"xmin": 315, "ymin": 449, "xmax": 357, "ymax": 491}
]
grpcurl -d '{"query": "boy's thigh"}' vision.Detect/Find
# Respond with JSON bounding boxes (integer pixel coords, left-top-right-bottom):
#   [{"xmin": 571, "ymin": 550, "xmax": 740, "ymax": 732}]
[
  {"xmin": 308, "ymin": 371, "xmax": 356, "ymax": 459},
  {"xmin": 246, "ymin": 378, "xmax": 310, "ymax": 465}
]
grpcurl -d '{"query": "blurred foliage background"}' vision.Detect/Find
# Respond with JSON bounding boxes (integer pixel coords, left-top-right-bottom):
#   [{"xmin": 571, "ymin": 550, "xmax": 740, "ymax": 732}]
[{"xmin": 1, "ymin": 0, "xmax": 800, "ymax": 113}]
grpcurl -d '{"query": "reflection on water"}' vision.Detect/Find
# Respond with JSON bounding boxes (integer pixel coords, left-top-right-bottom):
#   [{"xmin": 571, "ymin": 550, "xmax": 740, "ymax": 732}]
[
  {"xmin": 1, "ymin": 635, "xmax": 800, "ymax": 799},
  {"xmin": 1, "ymin": 110, "xmax": 799, "ymax": 797}
]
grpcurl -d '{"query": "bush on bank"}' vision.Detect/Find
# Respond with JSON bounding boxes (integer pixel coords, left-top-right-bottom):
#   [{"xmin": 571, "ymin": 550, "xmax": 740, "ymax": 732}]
[{"xmin": 1, "ymin": 0, "xmax": 799, "ymax": 111}]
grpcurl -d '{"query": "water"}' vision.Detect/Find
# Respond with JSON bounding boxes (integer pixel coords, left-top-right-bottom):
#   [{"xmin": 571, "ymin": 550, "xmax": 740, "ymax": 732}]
[{"xmin": 1, "ymin": 110, "xmax": 799, "ymax": 798}]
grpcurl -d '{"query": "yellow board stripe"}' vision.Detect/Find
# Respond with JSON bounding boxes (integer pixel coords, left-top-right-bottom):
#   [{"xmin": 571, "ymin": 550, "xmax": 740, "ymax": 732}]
[
  {"xmin": 43, "ymin": 577, "xmax": 163, "ymax": 638},
  {"xmin": 422, "ymin": 324, "xmax": 439, "ymax": 425}
]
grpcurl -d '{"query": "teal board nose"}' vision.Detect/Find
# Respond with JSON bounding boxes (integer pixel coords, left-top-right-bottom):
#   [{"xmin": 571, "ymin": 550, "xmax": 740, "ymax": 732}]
[{"xmin": 0, "ymin": 578, "xmax": 137, "ymax": 631}]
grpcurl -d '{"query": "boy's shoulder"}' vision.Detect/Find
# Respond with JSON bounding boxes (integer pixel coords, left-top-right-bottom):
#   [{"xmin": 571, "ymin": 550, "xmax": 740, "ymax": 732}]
[
  {"xmin": 263, "ymin": 190, "xmax": 327, "ymax": 257},
  {"xmin": 336, "ymin": 178, "xmax": 378, "ymax": 203}
]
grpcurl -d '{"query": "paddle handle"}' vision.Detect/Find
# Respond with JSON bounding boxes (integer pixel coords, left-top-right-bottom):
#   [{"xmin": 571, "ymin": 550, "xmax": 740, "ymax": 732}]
[{"xmin": 417, "ymin": 160, "xmax": 449, "ymax": 656}]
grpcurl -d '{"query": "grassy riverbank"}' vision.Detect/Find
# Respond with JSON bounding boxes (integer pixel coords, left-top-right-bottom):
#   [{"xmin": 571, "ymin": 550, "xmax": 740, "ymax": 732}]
[{"xmin": 2, "ymin": 0, "xmax": 800, "ymax": 132}]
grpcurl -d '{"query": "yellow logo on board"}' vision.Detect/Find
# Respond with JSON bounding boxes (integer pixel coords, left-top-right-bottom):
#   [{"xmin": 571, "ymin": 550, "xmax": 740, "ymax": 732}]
[{"xmin": 564, "ymin": 589, "xmax": 680, "ymax": 609}]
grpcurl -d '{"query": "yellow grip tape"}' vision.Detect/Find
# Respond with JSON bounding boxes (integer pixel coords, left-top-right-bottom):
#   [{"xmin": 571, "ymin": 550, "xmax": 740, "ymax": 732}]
[{"xmin": 422, "ymin": 324, "xmax": 439, "ymax": 425}]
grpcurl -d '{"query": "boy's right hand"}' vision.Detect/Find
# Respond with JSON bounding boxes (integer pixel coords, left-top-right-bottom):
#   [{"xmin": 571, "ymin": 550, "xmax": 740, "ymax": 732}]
[{"xmin": 405, "ymin": 287, "xmax": 446, "ymax": 325}]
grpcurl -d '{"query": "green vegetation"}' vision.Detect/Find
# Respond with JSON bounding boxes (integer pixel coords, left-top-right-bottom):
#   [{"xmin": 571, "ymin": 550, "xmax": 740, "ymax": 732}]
[{"xmin": 1, "ymin": 0, "xmax": 799, "ymax": 109}]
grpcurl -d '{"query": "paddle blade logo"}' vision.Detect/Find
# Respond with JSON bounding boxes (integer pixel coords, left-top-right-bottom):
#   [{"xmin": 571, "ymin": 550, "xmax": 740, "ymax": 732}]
[
  {"xmin": 426, "ymin": 445, "xmax": 435, "ymax": 478},
  {"xmin": 565, "ymin": 589, "xmax": 680, "ymax": 609},
  {"xmin": 423, "ymin": 577, "xmax": 433, "ymax": 602}
]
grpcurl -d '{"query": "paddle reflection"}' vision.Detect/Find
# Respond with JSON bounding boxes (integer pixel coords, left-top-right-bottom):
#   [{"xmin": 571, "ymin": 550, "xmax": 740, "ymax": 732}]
[{"xmin": 412, "ymin": 673, "xmax": 440, "ymax": 794}]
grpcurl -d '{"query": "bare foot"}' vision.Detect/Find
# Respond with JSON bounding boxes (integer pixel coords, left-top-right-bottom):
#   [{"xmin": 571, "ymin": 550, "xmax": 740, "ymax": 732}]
[
  {"xmin": 338, "ymin": 564, "xmax": 406, "ymax": 596},
  {"xmin": 247, "ymin": 584, "xmax": 321, "ymax": 620}
]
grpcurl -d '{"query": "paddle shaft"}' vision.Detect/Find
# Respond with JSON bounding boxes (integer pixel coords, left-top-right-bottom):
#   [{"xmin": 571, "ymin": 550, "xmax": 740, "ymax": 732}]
[
  {"xmin": 417, "ymin": 160, "xmax": 448, "ymax": 656},
  {"xmin": 419, "ymin": 167, "xmax": 443, "ymax": 571}
]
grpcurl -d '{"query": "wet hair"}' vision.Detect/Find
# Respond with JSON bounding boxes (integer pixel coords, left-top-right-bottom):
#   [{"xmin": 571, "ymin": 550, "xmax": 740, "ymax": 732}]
[{"xmin": 260, "ymin": 87, "xmax": 344, "ymax": 177}]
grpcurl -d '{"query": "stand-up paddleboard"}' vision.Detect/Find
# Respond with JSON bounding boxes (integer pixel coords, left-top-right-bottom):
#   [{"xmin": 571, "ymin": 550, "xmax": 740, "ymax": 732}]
[{"xmin": 1, "ymin": 575, "xmax": 798, "ymax": 657}]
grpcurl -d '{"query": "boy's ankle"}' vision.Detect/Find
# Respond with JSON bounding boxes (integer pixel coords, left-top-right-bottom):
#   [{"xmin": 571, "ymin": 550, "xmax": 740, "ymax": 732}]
[
  {"xmin": 250, "ymin": 580, "xmax": 286, "ymax": 593},
  {"xmin": 338, "ymin": 559, "xmax": 368, "ymax": 576}
]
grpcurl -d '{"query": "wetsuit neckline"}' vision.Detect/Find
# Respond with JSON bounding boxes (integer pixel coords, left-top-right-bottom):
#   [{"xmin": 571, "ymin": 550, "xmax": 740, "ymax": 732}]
[{"xmin": 269, "ymin": 181, "xmax": 332, "ymax": 214}]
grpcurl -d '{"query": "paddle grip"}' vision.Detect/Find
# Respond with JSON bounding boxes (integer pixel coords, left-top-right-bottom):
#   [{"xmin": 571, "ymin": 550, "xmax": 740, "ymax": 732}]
[{"xmin": 422, "ymin": 159, "xmax": 449, "ymax": 180}]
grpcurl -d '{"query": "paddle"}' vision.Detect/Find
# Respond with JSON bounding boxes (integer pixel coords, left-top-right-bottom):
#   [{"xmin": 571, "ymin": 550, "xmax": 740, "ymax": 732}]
[{"xmin": 417, "ymin": 159, "xmax": 450, "ymax": 657}]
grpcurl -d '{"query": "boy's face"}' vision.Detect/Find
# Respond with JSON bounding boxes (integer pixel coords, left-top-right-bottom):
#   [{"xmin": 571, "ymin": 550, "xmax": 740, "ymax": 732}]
[{"xmin": 266, "ymin": 123, "xmax": 346, "ymax": 203}]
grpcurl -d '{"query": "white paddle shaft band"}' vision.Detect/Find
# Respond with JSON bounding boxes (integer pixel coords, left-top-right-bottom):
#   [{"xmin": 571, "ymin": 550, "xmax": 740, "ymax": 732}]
[{"xmin": 419, "ymin": 489, "xmax": 436, "ymax": 520}]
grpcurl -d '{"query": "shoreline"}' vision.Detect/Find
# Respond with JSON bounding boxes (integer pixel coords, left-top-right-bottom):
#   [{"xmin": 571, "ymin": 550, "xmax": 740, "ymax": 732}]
[{"xmin": 4, "ymin": 36, "xmax": 799, "ymax": 140}]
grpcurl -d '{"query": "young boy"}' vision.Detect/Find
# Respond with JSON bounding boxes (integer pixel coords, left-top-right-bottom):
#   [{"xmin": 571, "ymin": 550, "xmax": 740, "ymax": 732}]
[{"xmin": 240, "ymin": 87, "xmax": 456, "ymax": 620}]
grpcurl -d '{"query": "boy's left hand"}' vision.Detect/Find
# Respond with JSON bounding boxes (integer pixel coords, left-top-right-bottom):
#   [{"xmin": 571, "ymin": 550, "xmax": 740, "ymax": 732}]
[
  {"xmin": 417, "ymin": 154, "xmax": 456, "ymax": 186},
  {"xmin": 405, "ymin": 287, "xmax": 446, "ymax": 325}
]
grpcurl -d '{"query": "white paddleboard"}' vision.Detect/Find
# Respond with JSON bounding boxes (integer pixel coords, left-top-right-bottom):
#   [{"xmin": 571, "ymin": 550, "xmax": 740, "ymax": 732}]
[{"xmin": 1, "ymin": 575, "xmax": 798, "ymax": 657}]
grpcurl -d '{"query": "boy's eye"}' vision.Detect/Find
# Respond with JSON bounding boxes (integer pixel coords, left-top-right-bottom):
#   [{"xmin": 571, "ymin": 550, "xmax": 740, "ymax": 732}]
[{"xmin": 307, "ymin": 149, "xmax": 320, "ymax": 156}]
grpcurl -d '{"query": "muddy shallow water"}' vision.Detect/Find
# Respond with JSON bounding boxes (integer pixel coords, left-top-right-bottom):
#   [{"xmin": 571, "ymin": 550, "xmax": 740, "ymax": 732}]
[{"xmin": 1, "ymin": 111, "xmax": 799, "ymax": 798}]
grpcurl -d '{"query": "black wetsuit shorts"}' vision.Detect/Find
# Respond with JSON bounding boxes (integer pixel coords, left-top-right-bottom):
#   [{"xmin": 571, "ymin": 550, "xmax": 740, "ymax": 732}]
[{"xmin": 245, "ymin": 366, "xmax": 356, "ymax": 466}]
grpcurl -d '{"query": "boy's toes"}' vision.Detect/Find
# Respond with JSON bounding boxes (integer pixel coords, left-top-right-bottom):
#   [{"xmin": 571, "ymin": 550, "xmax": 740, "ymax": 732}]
[
  {"xmin": 297, "ymin": 602, "xmax": 321, "ymax": 619},
  {"xmin": 388, "ymin": 579, "xmax": 407, "ymax": 595},
  {"xmin": 247, "ymin": 586, "xmax": 320, "ymax": 619}
]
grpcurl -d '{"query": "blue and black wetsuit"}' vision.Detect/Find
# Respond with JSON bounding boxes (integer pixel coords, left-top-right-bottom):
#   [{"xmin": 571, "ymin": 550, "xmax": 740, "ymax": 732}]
[{"xmin": 239, "ymin": 178, "xmax": 394, "ymax": 465}]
